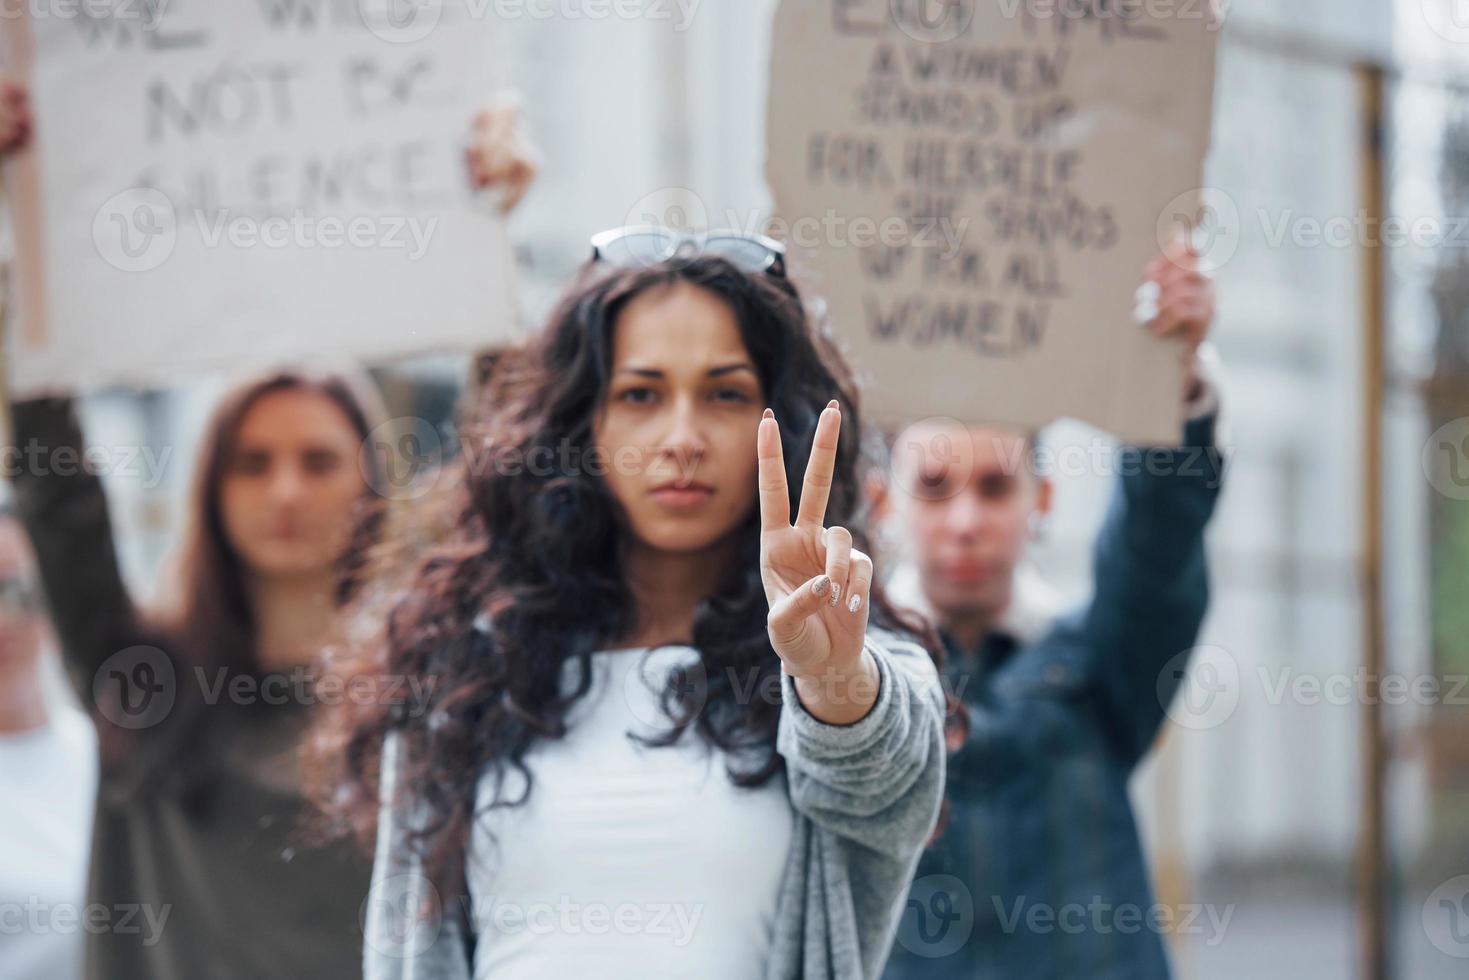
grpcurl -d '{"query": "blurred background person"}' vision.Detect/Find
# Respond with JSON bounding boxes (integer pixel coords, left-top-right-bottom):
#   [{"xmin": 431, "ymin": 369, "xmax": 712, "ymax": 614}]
[
  {"xmin": 9, "ymin": 370, "xmax": 390, "ymax": 980},
  {"xmin": 876, "ymin": 238, "xmax": 1226, "ymax": 980},
  {"xmin": 0, "ymin": 81, "xmax": 537, "ymax": 980},
  {"xmin": 0, "ymin": 493, "xmax": 97, "ymax": 980}
]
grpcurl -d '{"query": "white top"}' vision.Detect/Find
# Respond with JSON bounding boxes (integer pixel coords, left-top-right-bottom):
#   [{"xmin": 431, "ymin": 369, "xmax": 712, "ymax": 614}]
[
  {"xmin": 467, "ymin": 645, "xmax": 795, "ymax": 980},
  {"xmin": 0, "ymin": 708, "xmax": 98, "ymax": 980}
]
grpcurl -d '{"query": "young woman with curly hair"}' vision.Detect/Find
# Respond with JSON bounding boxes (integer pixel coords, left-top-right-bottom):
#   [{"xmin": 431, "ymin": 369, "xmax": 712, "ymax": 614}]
[{"xmin": 312, "ymin": 232, "xmax": 949, "ymax": 980}]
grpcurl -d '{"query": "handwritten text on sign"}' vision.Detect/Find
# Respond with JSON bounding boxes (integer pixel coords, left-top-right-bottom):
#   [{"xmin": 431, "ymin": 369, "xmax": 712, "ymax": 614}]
[
  {"xmin": 767, "ymin": 0, "xmax": 1217, "ymax": 443},
  {"xmin": 5, "ymin": 0, "xmax": 517, "ymax": 396}
]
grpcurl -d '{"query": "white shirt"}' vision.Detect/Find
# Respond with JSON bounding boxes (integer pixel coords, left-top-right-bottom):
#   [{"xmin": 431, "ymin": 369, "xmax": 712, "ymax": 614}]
[
  {"xmin": 467, "ymin": 645, "xmax": 795, "ymax": 979},
  {"xmin": 0, "ymin": 707, "xmax": 98, "ymax": 980}
]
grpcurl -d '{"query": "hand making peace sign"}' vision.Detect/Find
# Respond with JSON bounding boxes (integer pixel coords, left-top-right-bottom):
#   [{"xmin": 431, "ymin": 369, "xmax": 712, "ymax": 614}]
[{"xmin": 757, "ymin": 400, "xmax": 874, "ymax": 687}]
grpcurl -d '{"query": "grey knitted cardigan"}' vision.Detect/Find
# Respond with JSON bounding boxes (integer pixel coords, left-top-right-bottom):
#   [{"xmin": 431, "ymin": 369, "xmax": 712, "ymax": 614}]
[{"xmin": 362, "ymin": 628, "xmax": 947, "ymax": 980}]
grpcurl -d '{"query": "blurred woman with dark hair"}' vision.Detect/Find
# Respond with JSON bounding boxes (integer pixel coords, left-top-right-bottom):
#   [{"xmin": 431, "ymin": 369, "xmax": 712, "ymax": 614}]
[
  {"xmin": 0, "ymin": 81, "xmax": 538, "ymax": 980},
  {"xmin": 311, "ymin": 234, "xmax": 949, "ymax": 979},
  {"xmin": 10, "ymin": 369, "xmax": 390, "ymax": 980}
]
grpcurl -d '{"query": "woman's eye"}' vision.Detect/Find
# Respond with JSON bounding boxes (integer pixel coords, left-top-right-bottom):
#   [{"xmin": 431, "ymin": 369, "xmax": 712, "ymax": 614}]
[
  {"xmin": 302, "ymin": 450, "xmax": 342, "ymax": 476},
  {"xmin": 230, "ymin": 451, "xmax": 271, "ymax": 476},
  {"xmin": 712, "ymin": 388, "xmax": 753, "ymax": 404},
  {"xmin": 617, "ymin": 387, "xmax": 657, "ymax": 405}
]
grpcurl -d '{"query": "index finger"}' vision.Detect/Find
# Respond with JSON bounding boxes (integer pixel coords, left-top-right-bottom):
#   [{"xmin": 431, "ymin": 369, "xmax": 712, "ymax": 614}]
[
  {"xmin": 757, "ymin": 408, "xmax": 790, "ymax": 531},
  {"xmin": 796, "ymin": 400, "xmax": 842, "ymax": 529}
]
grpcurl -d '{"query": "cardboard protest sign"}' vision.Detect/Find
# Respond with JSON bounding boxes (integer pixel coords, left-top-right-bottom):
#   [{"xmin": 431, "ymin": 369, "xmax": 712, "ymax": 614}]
[
  {"xmin": 766, "ymin": 0, "xmax": 1218, "ymax": 444},
  {"xmin": 3, "ymin": 0, "xmax": 517, "ymax": 397}
]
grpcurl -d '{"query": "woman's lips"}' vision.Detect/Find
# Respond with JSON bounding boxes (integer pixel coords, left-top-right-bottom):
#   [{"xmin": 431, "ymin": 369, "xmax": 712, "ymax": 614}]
[{"xmin": 650, "ymin": 484, "xmax": 714, "ymax": 509}]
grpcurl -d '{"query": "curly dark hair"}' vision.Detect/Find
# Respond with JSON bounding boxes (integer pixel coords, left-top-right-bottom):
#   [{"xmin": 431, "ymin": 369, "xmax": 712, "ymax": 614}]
[{"xmin": 308, "ymin": 255, "xmax": 942, "ymax": 890}]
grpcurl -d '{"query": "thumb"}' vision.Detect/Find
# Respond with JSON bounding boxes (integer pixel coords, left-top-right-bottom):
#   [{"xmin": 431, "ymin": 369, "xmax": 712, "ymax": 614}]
[{"xmin": 767, "ymin": 574, "xmax": 832, "ymax": 649}]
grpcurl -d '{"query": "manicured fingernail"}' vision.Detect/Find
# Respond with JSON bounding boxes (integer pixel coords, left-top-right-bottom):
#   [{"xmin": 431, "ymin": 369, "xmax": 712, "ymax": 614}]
[
  {"xmin": 827, "ymin": 399, "xmax": 840, "ymax": 411},
  {"xmin": 847, "ymin": 593, "xmax": 862, "ymax": 613},
  {"xmin": 810, "ymin": 575, "xmax": 830, "ymax": 597},
  {"xmin": 763, "ymin": 408, "xmax": 774, "ymax": 419},
  {"xmin": 827, "ymin": 582, "xmax": 842, "ymax": 607}
]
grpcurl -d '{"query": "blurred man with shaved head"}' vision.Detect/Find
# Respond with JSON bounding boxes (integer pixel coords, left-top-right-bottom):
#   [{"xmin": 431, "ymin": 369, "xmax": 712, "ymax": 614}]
[{"xmin": 878, "ymin": 238, "xmax": 1227, "ymax": 980}]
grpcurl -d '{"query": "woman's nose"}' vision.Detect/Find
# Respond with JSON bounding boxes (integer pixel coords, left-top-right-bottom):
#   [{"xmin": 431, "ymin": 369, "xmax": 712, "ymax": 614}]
[
  {"xmin": 266, "ymin": 464, "xmax": 309, "ymax": 505},
  {"xmin": 660, "ymin": 399, "xmax": 709, "ymax": 461}
]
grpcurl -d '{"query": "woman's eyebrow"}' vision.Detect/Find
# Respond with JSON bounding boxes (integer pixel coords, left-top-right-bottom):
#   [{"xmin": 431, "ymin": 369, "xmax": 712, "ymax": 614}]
[
  {"xmin": 614, "ymin": 362, "xmax": 756, "ymax": 378},
  {"xmin": 707, "ymin": 363, "xmax": 757, "ymax": 377}
]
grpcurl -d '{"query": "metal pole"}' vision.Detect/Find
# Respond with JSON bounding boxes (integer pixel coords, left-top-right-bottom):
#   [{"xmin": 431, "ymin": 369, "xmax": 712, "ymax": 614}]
[{"xmin": 1354, "ymin": 59, "xmax": 1389, "ymax": 980}]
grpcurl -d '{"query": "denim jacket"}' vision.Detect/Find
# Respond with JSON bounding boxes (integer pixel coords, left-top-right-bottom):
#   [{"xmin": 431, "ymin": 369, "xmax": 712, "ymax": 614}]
[{"xmin": 883, "ymin": 412, "xmax": 1225, "ymax": 980}]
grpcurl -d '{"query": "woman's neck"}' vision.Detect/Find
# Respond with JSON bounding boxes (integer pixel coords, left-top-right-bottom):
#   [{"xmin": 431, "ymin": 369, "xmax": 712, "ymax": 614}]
[
  {"xmin": 249, "ymin": 570, "xmax": 338, "ymax": 670},
  {"xmin": 618, "ymin": 537, "xmax": 738, "ymax": 650}
]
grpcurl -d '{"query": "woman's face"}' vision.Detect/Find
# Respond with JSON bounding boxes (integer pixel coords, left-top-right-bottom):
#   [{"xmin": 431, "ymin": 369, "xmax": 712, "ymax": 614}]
[
  {"xmin": 219, "ymin": 388, "xmax": 367, "ymax": 579},
  {"xmin": 593, "ymin": 281, "xmax": 766, "ymax": 555}
]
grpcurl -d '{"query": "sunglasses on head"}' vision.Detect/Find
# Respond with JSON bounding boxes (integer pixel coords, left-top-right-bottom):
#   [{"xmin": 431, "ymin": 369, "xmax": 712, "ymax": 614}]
[{"xmin": 589, "ymin": 226, "xmax": 787, "ymax": 278}]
